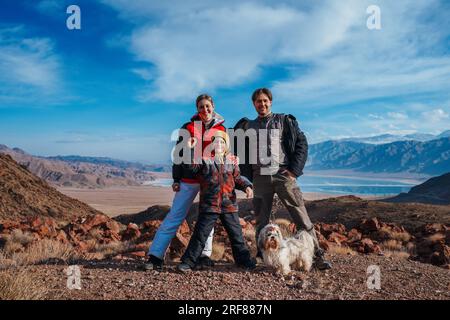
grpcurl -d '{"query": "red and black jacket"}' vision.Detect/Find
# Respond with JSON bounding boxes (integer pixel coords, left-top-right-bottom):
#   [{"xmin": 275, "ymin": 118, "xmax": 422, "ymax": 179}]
[{"xmin": 172, "ymin": 113, "xmax": 226, "ymax": 184}]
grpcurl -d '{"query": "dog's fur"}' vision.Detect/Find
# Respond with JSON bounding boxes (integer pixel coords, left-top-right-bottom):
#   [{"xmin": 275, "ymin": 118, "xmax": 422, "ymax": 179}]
[{"xmin": 258, "ymin": 224, "xmax": 315, "ymax": 275}]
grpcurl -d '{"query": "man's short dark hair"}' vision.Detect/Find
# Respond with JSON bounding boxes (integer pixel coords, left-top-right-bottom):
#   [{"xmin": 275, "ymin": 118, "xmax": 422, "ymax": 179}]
[{"xmin": 251, "ymin": 88, "xmax": 273, "ymax": 102}]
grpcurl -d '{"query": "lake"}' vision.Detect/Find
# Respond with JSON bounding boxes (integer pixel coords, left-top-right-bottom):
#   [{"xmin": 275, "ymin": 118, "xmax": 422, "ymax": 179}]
[{"xmin": 144, "ymin": 174, "xmax": 417, "ymax": 196}]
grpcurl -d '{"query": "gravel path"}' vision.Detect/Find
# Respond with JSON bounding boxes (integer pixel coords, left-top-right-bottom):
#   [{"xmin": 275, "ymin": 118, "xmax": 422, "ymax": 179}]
[{"xmin": 17, "ymin": 254, "xmax": 450, "ymax": 300}]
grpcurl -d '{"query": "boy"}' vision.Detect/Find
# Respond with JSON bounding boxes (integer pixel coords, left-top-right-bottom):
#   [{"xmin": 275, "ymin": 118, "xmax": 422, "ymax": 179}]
[{"xmin": 177, "ymin": 131, "xmax": 256, "ymax": 272}]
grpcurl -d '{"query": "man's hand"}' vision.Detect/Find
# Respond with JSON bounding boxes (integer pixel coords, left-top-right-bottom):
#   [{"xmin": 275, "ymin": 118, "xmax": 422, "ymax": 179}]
[
  {"xmin": 172, "ymin": 182, "xmax": 181, "ymax": 192},
  {"xmin": 281, "ymin": 169, "xmax": 296, "ymax": 180},
  {"xmin": 245, "ymin": 187, "xmax": 253, "ymax": 199}
]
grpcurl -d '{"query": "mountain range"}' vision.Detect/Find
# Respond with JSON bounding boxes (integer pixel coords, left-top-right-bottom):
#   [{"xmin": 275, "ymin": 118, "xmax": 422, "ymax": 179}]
[
  {"xmin": 0, "ymin": 153, "xmax": 101, "ymax": 221},
  {"xmin": 0, "ymin": 144, "xmax": 158, "ymax": 189},
  {"xmin": 332, "ymin": 130, "xmax": 450, "ymax": 145},
  {"xmin": 384, "ymin": 172, "xmax": 450, "ymax": 205},
  {"xmin": 307, "ymin": 135, "xmax": 450, "ymax": 175}
]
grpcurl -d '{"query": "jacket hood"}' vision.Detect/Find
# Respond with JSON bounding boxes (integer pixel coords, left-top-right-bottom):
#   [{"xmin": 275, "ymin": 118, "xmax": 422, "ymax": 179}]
[{"xmin": 191, "ymin": 112, "xmax": 225, "ymax": 128}]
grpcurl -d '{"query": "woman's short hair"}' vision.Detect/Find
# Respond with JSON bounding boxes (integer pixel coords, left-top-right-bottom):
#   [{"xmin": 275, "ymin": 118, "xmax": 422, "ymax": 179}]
[{"xmin": 196, "ymin": 94, "xmax": 214, "ymax": 107}]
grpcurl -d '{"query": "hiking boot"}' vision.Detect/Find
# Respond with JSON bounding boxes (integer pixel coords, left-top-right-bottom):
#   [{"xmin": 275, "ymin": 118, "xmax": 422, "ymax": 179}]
[
  {"xmin": 177, "ymin": 262, "xmax": 193, "ymax": 273},
  {"xmin": 195, "ymin": 256, "xmax": 215, "ymax": 270},
  {"xmin": 314, "ymin": 249, "xmax": 332, "ymax": 270},
  {"xmin": 142, "ymin": 254, "xmax": 163, "ymax": 271},
  {"xmin": 237, "ymin": 258, "xmax": 257, "ymax": 271}
]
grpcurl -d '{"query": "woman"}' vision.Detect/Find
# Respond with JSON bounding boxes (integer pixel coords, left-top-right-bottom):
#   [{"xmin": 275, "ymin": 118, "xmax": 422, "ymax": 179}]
[{"xmin": 144, "ymin": 94, "xmax": 226, "ymax": 271}]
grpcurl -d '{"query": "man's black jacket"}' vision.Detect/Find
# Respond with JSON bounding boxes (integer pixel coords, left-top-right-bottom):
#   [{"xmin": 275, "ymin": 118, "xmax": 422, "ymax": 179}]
[{"xmin": 232, "ymin": 113, "xmax": 308, "ymax": 182}]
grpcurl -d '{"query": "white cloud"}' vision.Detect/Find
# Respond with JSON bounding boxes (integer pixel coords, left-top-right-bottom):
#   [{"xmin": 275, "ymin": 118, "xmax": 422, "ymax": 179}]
[
  {"xmin": 387, "ymin": 112, "xmax": 408, "ymax": 120},
  {"xmin": 421, "ymin": 108, "xmax": 449, "ymax": 123},
  {"xmin": 0, "ymin": 26, "xmax": 62, "ymax": 103},
  {"xmin": 101, "ymin": 0, "xmax": 450, "ymax": 106},
  {"xmin": 101, "ymin": 0, "xmax": 363, "ymax": 102}
]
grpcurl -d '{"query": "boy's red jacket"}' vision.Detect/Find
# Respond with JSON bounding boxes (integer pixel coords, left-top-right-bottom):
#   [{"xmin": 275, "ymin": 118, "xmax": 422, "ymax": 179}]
[{"xmin": 193, "ymin": 156, "xmax": 252, "ymax": 214}]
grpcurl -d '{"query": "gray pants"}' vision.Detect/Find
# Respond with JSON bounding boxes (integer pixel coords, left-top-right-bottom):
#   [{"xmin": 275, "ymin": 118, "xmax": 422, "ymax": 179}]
[{"xmin": 253, "ymin": 172, "xmax": 321, "ymax": 252}]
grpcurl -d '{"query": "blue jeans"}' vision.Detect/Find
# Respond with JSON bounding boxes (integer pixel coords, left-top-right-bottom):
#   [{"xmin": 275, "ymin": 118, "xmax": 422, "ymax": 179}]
[{"xmin": 148, "ymin": 182, "xmax": 214, "ymax": 259}]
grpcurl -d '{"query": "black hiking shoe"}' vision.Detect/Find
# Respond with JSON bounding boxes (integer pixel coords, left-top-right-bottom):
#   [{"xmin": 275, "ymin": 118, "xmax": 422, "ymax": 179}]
[
  {"xmin": 314, "ymin": 249, "xmax": 332, "ymax": 270},
  {"xmin": 177, "ymin": 262, "xmax": 193, "ymax": 273},
  {"xmin": 142, "ymin": 254, "xmax": 163, "ymax": 271}
]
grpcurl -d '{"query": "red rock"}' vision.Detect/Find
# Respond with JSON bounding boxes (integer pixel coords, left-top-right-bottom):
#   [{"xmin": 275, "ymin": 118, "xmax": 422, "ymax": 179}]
[
  {"xmin": 104, "ymin": 230, "xmax": 121, "ymax": 242},
  {"xmin": 177, "ymin": 220, "xmax": 190, "ymax": 235},
  {"xmin": 121, "ymin": 223, "xmax": 141, "ymax": 241},
  {"xmin": 354, "ymin": 238, "xmax": 382, "ymax": 254},
  {"xmin": 56, "ymin": 230, "xmax": 68, "ymax": 243},
  {"xmin": 133, "ymin": 243, "xmax": 150, "ymax": 252},
  {"xmin": 318, "ymin": 223, "xmax": 346, "ymax": 237},
  {"xmin": 319, "ymin": 239, "xmax": 330, "ymax": 251},
  {"xmin": 347, "ymin": 228, "xmax": 362, "ymax": 242},
  {"xmin": 359, "ymin": 218, "xmax": 381, "ymax": 234},
  {"xmin": 143, "ymin": 220, "xmax": 163, "ymax": 229},
  {"xmin": 327, "ymin": 232, "xmax": 348, "ymax": 245},
  {"xmin": 77, "ymin": 241, "xmax": 89, "ymax": 251},
  {"xmin": 82, "ymin": 214, "xmax": 110, "ymax": 232},
  {"xmin": 169, "ymin": 232, "xmax": 189, "ymax": 253},
  {"xmin": 128, "ymin": 251, "xmax": 146, "ymax": 258},
  {"xmin": 423, "ymin": 223, "xmax": 446, "ymax": 235},
  {"xmin": 142, "ymin": 220, "xmax": 163, "ymax": 239},
  {"xmin": 0, "ymin": 220, "xmax": 21, "ymax": 232},
  {"xmin": 105, "ymin": 220, "xmax": 120, "ymax": 234}
]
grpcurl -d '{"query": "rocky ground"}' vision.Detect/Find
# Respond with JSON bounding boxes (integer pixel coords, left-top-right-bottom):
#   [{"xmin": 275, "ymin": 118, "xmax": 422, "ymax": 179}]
[{"xmin": 12, "ymin": 253, "xmax": 450, "ymax": 300}]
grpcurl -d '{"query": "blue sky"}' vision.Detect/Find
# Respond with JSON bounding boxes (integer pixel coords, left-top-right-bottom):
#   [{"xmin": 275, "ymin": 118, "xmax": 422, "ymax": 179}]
[{"xmin": 1, "ymin": 0, "xmax": 450, "ymax": 163}]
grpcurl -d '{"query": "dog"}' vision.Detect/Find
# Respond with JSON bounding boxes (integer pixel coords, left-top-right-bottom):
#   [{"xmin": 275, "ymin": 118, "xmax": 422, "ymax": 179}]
[{"xmin": 258, "ymin": 224, "xmax": 315, "ymax": 275}]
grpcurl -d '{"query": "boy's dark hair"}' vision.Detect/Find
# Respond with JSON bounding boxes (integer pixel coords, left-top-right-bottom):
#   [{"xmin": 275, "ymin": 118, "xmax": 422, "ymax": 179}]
[
  {"xmin": 196, "ymin": 94, "xmax": 214, "ymax": 107},
  {"xmin": 251, "ymin": 88, "xmax": 273, "ymax": 102}
]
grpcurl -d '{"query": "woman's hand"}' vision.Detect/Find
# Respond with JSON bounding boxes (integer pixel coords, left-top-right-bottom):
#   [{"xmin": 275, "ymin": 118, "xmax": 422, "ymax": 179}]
[
  {"xmin": 227, "ymin": 154, "xmax": 240, "ymax": 166},
  {"xmin": 245, "ymin": 187, "xmax": 253, "ymax": 199},
  {"xmin": 172, "ymin": 182, "xmax": 181, "ymax": 192}
]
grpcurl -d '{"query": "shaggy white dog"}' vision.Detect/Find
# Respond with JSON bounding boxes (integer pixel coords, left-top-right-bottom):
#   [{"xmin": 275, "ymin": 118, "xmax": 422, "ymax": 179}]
[{"xmin": 258, "ymin": 224, "xmax": 315, "ymax": 275}]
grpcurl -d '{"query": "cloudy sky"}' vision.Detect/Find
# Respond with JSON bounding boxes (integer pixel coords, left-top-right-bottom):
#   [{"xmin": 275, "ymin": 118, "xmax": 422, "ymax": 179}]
[{"xmin": 1, "ymin": 0, "xmax": 449, "ymax": 163}]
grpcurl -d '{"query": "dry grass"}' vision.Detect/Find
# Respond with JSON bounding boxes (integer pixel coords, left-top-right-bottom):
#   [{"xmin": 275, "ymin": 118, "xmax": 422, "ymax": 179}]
[
  {"xmin": 0, "ymin": 269, "xmax": 47, "ymax": 300},
  {"xmin": 88, "ymin": 227, "xmax": 104, "ymax": 241},
  {"xmin": 381, "ymin": 240, "xmax": 403, "ymax": 251},
  {"xmin": 2, "ymin": 230, "xmax": 35, "ymax": 256},
  {"xmin": 383, "ymin": 250, "xmax": 410, "ymax": 259},
  {"xmin": 211, "ymin": 242, "xmax": 225, "ymax": 261},
  {"xmin": 6, "ymin": 229, "xmax": 35, "ymax": 246},
  {"xmin": 3, "ymin": 241, "xmax": 24, "ymax": 256},
  {"xmin": 377, "ymin": 227, "xmax": 411, "ymax": 243},
  {"xmin": 11, "ymin": 239, "xmax": 81, "ymax": 265},
  {"xmin": 243, "ymin": 227, "xmax": 256, "ymax": 242},
  {"xmin": 274, "ymin": 218, "xmax": 294, "ymax": 238},
  {"xmin": 327, "ymin": 244, "xmax": 356, "ymax": 256},
  {"xmin": 93, "ymin": 241, "xmax": 131, "ymax": 258},
  {"xmin": 427, "ymin": 233, "xmax": 445, "ymax": 243}
]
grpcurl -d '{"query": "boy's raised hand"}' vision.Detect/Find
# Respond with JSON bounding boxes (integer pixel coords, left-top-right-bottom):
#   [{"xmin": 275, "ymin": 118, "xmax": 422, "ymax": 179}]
[{"xmin": 245, "ymin": 187, "xmax": 253, "ymax": 199}]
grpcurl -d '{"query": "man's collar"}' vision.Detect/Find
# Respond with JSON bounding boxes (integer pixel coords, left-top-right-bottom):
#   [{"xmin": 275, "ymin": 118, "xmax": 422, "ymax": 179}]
[{"xmin": 257, "ymin": 112, "xmax": 273, "ymax": 120}]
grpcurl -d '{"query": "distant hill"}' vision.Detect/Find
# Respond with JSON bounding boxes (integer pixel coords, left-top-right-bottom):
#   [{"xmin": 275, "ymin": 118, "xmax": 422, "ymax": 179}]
[
  {"xmin": 47, "ymin": 155, "xmax": 171, "ymax": 173},
  {"xmin": 0, "ymin": 145, "xmax": 157, "ymax": 188},
  {"xmin": 384, "ymin": 172, "xmax": 450, "ymax": 205},
  {"xmin": 333, "ymin": 130, "xmax": 447, "ymax": 145},
  {"xmin": 307, "ymin": 137, "xmax": 450, "ymax": 175},
  {"xmin": 0, "ymin": 154, "xmax": 101, "ymax": 221}
]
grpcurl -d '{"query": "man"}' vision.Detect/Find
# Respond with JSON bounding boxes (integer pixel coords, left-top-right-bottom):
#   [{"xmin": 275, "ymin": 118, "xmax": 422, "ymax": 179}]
[{"xmin": 233, "ymin": 88, "xmax": 332, "ymax": 270}]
